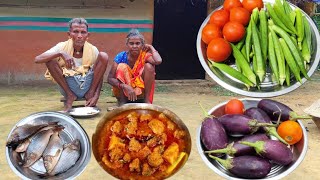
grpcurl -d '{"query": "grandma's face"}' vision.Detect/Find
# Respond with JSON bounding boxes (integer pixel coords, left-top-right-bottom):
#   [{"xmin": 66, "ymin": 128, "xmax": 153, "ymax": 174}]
[
  {"xmin": 68, "ymin": 23, "xmax": 89, "ymax": 48},
  {"xmin": 127, "ymin": 36, "xmax": 143, "ymax": 56}
]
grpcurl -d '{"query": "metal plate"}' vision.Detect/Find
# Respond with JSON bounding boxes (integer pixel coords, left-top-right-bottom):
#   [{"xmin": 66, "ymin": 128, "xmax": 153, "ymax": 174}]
[
  {"xmin": 196, "ymin": 98, "xmax": 308, "ymax": 179},
  {"xmin": 69, "ymin": 106, "xmax": 100, "ymax": 118},
  {"xmin": 196, "ymin": 0, "xmax": 320, "ymax": 97},
  {"xmin": 5, "ymin": 111, "xmax": 91, "ymax": 180}
]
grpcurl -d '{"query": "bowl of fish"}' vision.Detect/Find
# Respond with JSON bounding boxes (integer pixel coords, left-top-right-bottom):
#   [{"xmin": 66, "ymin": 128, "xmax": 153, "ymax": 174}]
[
  {"xmin": 92, "ymin": 103, "xmax": 192, "ymax": 180},
  {"xmin": 196, "ymin": 0, "xmax": 320, "ymax": 97},
  {"xmin": 5, "ymin": 111, "xmax": 91, "ymax": 180}
]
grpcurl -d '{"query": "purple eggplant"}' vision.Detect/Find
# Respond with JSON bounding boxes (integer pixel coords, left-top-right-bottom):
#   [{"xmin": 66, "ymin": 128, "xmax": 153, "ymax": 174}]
[
  {"xmin": 257, "ymin": 99, "xmax": 311, "ymax": 122},
  {"xmin": 205, "ymin": 133, "xmax": 269, "ymax": 156},
  {"xmin": 218, "ymin": 114, "xmax": 276, "ymax": 136},
  {"xmin": 240, "ymin": 140, "xmax": 293, "ymax": 165},
  {"xmin": 245, "ymin": 107, "xmax": 288, "ymax": 145},
  {"xmin": 208, "ymin": 155, "xmax": 272, "ymax": 178},
  {"xmin": 200, "ymin": 117, "xmax": 228, "ymax": 151}
]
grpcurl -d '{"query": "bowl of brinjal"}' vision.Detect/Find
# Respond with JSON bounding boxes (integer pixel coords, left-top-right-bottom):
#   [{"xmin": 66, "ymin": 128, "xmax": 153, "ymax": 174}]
[
  {"xmin": 196, "ymin": 98, "xmax": 308, "ymax": 179},
  {"xmin": 196, "ymin": 0, "xmax": 320, "ymax": 97},
  {"xmin": 5, "ymin": 111, "xmax": 91, "ymax": 180}
]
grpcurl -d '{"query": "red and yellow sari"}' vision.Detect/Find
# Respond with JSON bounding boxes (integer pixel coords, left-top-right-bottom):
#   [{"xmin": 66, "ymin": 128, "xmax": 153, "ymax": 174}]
[{"xmin": 113, "ymin": 51, "xmax": 155, "ymax": 103}]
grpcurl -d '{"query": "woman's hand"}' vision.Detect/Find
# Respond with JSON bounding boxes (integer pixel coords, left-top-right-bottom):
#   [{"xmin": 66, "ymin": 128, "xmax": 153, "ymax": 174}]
[
  {"xmin": 60, "ymin": 51, "xmax": 74, "ymax": 69},
  {"xmin": 122, "ymin": 84, "xmax": 137, "ymax": 101},
  {"xmin": 143, "ymin": 44, "xmax": 162, "ymax": 65},
  {"xmin": 142, "ymin": 44, "xmax": 156, "ymax": 53}
]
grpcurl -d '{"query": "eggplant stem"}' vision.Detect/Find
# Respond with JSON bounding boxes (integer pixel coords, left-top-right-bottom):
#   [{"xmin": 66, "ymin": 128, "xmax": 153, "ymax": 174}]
[
  {"xmin": 249, "ymin": 120, "xmax": 277, "ymax": 127},
  {"xmin": 274, "ymin": 104, "xmax": 282, "ymax": 125},
  {"xmin": 265, "ymin": 127, "xmax": 289, "ymax": 145},
  {"xmin": 205, "ymin": 148, "xmax": 228, "ymax": 154},
  {"xmin": 204, "ymin": 143, "xmax": 235, "ymax": 155},
  {"xmin": 198, "ymin": 102, "xmax": 211, "ymax": 118},
  {"xmin": 208, "ymin": 154, "xmax": 233, "ymax": 169},
  {"xmin": 290, "ymin": 111, "xmax": 312, "ymax": 120}
]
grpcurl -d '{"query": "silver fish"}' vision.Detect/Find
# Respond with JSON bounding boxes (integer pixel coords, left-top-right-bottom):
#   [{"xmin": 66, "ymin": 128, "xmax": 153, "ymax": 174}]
[
  {"xmin": 15, "ymin": 138, "xmax": 31, "ymax": 153},
  {"xmin": 15, "ymin": 124, "xmax": 63, "ymax": 153},
  {"xmin": 50, "ymin": 139, "xmax": 81, "ymax": 175},
  {"xmin": 43, "ymin": 132, "xmax": 64, "ymax": 173},
  {"xmin": 23, "ymin": 126, "xmax": 64, "ymax": 168},
  {"xmin": 12, "ymin": 151, "xmax": 23, "ymax": 166},
  {"xmin": 6, "ymin": 121, "xmax": 59, "ymax": 148}
]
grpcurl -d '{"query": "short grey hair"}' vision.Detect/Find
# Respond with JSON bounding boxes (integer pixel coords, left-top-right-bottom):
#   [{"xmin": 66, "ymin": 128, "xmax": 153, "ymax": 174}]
[
  {"xmin": 126, "ymin": 29, "xmax": 145, "ymax": 45},
  {"xmin": 68, "ymin": 18, "xmax": 88, "ymax": 31}
]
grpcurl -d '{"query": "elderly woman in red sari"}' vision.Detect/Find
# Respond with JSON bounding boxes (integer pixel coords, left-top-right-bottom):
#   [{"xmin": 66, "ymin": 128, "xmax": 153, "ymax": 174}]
[{"xmin": 108, "ymin": 29, "xmax": 162, "ymax": 106}]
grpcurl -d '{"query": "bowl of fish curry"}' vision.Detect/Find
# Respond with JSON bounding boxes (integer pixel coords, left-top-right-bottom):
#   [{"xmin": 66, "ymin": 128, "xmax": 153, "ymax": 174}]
[{"xmin": 92, "ymin": 103, "xmax": 191, "ymax": 180}]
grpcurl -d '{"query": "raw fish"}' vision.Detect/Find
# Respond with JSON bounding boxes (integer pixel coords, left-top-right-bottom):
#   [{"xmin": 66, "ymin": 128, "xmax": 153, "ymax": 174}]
[
  {"xmin": 50, "ymin": 139, "xmax": 81, "ymax": 175},
  {"xmin": 6, "ymin": 122, "xmax": 58, "ymax": 149},
  {"xmin": 23, "ymin": 126, "xmax": 63, "ymax": 167},
  {"xmin": 43, "ymin": 132, "xmax": 64, "ymax": 173}
]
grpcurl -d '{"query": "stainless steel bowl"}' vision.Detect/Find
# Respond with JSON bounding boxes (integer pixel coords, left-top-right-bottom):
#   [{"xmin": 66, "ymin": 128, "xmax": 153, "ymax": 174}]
[
  {"xmin": 6, "ymin": 111, "xmax": 91, "ymax": 180},
  {"xmin": 92, "ymin": 103, "xmax": 192, "ymax": 179},
  {"xmin": 196, "ymin": 98, "xmax": 308, "ymax": 179},
  {"xmin": 197, "ymin": 0, "xmax": 320, "ymax": 97}
]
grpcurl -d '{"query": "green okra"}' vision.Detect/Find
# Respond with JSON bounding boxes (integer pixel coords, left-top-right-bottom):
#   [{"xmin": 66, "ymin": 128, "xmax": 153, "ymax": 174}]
[
  {"xmin": 302, "ymin": 16, "xmax": 312, "ymax": 63},
  {"xmin": 251, "ymin": 16, "xmax": 265, "ymax": 82},
  {"xmin": 259, "ymin": 9, "xmax": 268, "ymax": 61},
  {"xmin": 271, "ymin": 25, "xmax": 310, "ymax": 80},
  {"xmin": 251, "ymin": 8, "xmax": 260, "ymax": 24},
  {"xmin": 208, "ymin": 61, "xmax": 254, "ymax": 88},
  {"xmin": 245, "ymin": 20, "xmax": 253, "ymax": 62},
  {"xmin": 273, "ymin": 0, "xmax": 297, "ymax": 34},
  {"xmin": 285, "ymin": 63, "xmax": 291, "ymax": 86},
  {"xmin": 270, "ymin": 27, "xmax": 286, "ymax": 85},
  {"xmin": 266, "ymin": 3, "xmax": 294, "ymax": 35},
  {"xmin": 283, "ymin": 0, "xmax": 293, "ymax": 14},
  {"xmin": 236, "ymin": 35, "xmax": 246, "ymax": 50},
  {"xmin": 282, "ymin": 0, "xmax": 296, "ymax": 30},
  {"xmin": 295, "ymin": 8, "xmax": 304, "ymax": 50},
  {"xmin": 231, "ymin": 44, "xmax": 257, "ymax": 85},
  {"xmin": 289, "ymin": 11, "xmax": 296, "ymax": 25},
  {"xmin": 279, "ymin": 38, "xmax": 302, "ymax": 83},
  {"xmin": 291, "ymin": 35, "xmax": 298, "ymax": 47},
  {"xmin": 302, "ymin": 36, "xmax": 311, "ymax": 63},
  {"xmin": 268, "ymin": 32, "xmax": 279, "ymax": 83},
  {"xmin": 241, "ymin": 45, "xmax": 247, "ymax": 60}
]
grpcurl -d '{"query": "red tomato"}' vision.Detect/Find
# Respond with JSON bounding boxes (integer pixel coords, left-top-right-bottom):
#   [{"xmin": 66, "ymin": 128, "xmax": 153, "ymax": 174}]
[
  {"xmin": 230, "ymin": 7, "xmax": 250, "ymax": 26},
  {"xmin": 201, "ymin": 23, "xmax": 223, "ymax": 44},
  {"xmin": 222, "ymin": 21, "xmax": 246, "ymax": 43},
  {"xmin": 209, "ymin": 9, "xmax": 230, "ymax": 29},
  {"xmin": 223, "ymin": 0, "xmax": 243, "ymax": 11},
  {"xmin": 225, "ymin": 99, "xmax": 245, "ymax": 114},
  {"xmin": 206, "ymin": 38, "xmax": 231, "ymax": 62},
  {"xmin": 242, "ymin": 0, "xmax": 264, "ymax": 13}
]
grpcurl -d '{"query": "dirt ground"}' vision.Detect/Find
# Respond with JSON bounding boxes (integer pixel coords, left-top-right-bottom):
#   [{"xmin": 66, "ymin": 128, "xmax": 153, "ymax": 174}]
[{"xmin": 1, "ymin": 72, "xmax": 320, "ymax": 180}]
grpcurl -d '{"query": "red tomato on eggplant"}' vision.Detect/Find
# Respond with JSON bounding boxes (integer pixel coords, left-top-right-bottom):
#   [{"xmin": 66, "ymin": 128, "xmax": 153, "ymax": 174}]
[
  {"xmin": 201, "ymin": 23, "xmax": 223, "ymax": 44},
  {"xmin": 229, "ymin": 7, "xmax": 250, "ymax": 26},
  {"xmin": 225, "ymin": 99, "xmax": 245, "ymax": 115},
  {"xmin": 222, "ymin": 21, "xmax": 246, "ymax": 43},
  {"xmin": 223, "ymin": 0, "xmax": 243, "ymax": 11},
  {"xmin": 209, "ymin": 9, "xmax": 230, "ymax": 29},
  {"xmin": 206, "ymin": 38, "xmax": 232, "ymax": 62}
]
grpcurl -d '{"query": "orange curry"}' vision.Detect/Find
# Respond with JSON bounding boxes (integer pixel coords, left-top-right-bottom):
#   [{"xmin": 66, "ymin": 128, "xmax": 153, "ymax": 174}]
[{"xmin": 97, "ymin": 110, "xmax": 188, "ymax": 180}]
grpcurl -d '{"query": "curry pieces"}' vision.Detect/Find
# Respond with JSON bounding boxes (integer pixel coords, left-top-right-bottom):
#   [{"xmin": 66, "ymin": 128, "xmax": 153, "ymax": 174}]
[{"xmin": 101, "ymin": 110, "xmax": 187, "ymax": 179}]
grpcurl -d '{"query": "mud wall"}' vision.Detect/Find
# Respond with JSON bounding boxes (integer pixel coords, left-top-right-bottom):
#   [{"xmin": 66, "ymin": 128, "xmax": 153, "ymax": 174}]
[{"xmin": 0, "ymin": 0, "xmax": 153, "ymax": 84}]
